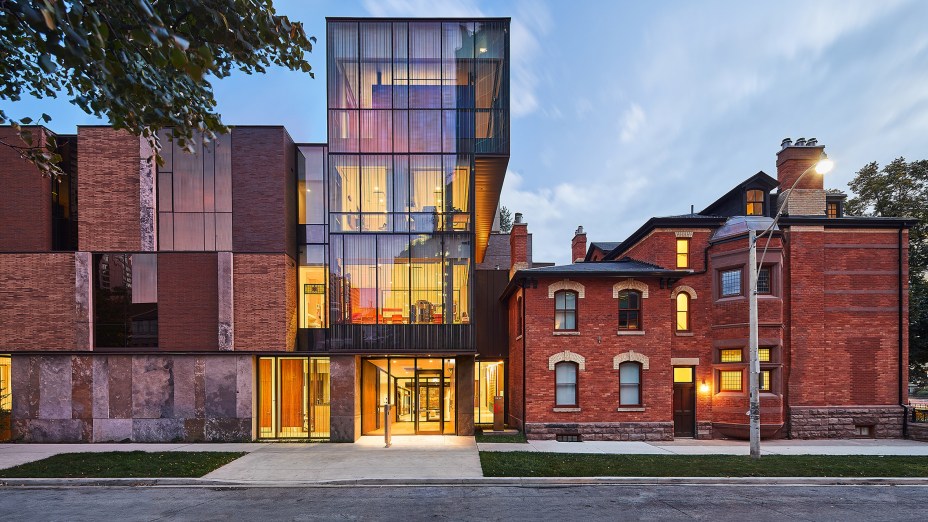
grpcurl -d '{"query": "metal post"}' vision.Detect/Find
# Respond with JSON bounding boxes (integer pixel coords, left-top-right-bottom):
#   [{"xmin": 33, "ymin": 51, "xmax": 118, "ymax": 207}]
[
  {"xmin": 749, "ymin": 229, "xmax": 761, "ymax": 458},
  {"xmin": 384, "ymin": 399, "xmax": 391, "ymax": 448}
]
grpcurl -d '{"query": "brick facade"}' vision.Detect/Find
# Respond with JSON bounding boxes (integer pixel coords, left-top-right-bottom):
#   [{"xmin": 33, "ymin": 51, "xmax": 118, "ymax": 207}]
[
  {"xmin": 158, "ymin": 253, "xmax": 220, "ymax": 351},
  {"xmin": 0, "ymin": 127, "xmax": 53, "ymax": 252},
  {"xmin": 233, "ymin": 253, "xmax": 297, "ymax": 351},
  {"xmin": 0, "ymin": 253, "xmax": 84, "ymax": 351},
  {"xmin": 77, "ymin": 127, "xmax": 149, "ymax": 252}
]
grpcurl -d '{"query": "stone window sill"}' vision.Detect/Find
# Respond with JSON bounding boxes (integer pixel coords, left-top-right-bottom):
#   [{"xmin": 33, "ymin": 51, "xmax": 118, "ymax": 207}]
[
  {"xmin": 675, "ymin": 332, "xmax": 694, "ymax": 337},
  {"xmin": 617, "ymin": 407, "xmax": 645, "ymax": 412},
  {"xmin": 516, "ymin": 334, "xmax": 523, "ymax": 341},
  {"xmin": 553, "ymin": 407, "xmax": 581, "ymax": 412},
  {"xmin": 616, "ymin": 330, "xmax": 645, "ymax": 336},
  {"xmin": 553, "ymin": 331, "xmax": 580, "ymax": 336}
]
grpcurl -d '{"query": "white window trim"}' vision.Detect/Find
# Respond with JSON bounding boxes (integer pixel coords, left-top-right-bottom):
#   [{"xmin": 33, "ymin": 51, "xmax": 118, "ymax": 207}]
[
  {"xmin": 613, "ymin": 351, "xmax": 650, "ymax": 370},
  {"xmin": 549, "ymin": 350, "xmax": 586, "ymax": 371},
  {"xmin": 548, "ymin": 280, "xmax": 585, "ymax": 299},
  {"xmin": 613, "ymin": 279, "xmax": 649, "ymax": 299}
]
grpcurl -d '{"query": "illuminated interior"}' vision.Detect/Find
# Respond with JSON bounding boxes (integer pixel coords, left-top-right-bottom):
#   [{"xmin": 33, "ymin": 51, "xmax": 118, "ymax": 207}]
[
  {"xmin": 258, "ymin": 357, "xmax": 330, "ymax": 439},
  {"xmin": 361, "ymin": 357, "xmax": 456, "ymax": 435},
  {"xmin": 474, "ymin": 360, "xmax": 504, "ymax": 424}
]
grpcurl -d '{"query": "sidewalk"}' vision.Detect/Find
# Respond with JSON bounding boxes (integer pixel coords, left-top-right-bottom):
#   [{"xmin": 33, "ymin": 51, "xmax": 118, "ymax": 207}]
[{"xmin": 477, "ymin": 438, "xmax": 928, "ymax": 455}]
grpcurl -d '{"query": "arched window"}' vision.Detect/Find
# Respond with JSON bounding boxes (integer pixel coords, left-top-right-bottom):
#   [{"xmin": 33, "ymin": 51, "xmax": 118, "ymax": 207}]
[
  {"xmin": 555, "ymin": 361, "xmax": 579, "ymax": 406},
  {"xmin": 618, "ymin": 290, "xmax": 642, "ymax": 330},
  {"xmin": 516, "ymin": 296, "xmax": 523, "ymax": 336},
  {"xmin": 746, "ymin": 189, "xmax": 765, "ymax": 216},
  {"xmin": 619, "ymin": 362, "xmax": 642, "ymax": 406},
  {"xmin": 675, "ymin": 292, "xmax": 690, "ymax": 332},
  {"xmin": 554, "ymin": 290, "xmax": 577, "ymax": 331}
]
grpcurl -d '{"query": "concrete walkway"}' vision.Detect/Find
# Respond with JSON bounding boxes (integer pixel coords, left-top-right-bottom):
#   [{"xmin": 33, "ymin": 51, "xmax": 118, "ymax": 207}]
[
  {"xmin": 203, "ymin": 436, "xmax": 482, "ymax": 482},
  {"xmin": 477, "ymin": 438, "xmax": 928, "ymax": 455}
]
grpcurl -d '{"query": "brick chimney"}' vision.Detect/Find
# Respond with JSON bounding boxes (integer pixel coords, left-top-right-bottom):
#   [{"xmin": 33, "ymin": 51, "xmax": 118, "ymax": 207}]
[
  {"xmin": 775, "ymin": 137, "xmax": 827, "ymax": 216},
  {"xmin": 510, "ymin": 212, "xmax": 529, "ymax": 278},
  {"xmin": 571, "ymin": 226, "xmax": 587, "ymax": 263}
]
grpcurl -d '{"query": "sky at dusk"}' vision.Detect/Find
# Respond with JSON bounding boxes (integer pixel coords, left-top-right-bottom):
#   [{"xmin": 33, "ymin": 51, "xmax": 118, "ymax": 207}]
[{"xmin": 7, "ymin": 0, "xmax": 928, "ymax": 264}]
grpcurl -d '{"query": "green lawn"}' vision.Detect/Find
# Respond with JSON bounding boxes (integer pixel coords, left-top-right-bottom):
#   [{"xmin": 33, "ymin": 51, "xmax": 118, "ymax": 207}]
[
  {"xmin": 480, "ymin": 452, "xmax": 928, "ymax": 477},
  {"xmin": 0, "ymin": 451, "xmax": 245, "ymax": 478}
]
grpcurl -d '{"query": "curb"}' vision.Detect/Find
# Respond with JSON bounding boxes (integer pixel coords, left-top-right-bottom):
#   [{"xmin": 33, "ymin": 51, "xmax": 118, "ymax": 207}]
[{"xmin": 2, "ymin": 476, "xmax": 928, "ymax": 488}]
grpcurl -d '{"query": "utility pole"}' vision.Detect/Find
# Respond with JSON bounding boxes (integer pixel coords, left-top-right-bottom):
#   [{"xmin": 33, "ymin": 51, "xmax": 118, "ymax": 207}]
[{"xmin": 748, "ymin": 229, "xmax": 761, "ymax": 458}]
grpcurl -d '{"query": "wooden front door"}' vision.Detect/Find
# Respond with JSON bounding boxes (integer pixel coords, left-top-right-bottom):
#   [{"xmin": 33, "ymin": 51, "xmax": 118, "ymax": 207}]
[{"xmin": 673, "ymin": 381, "xmax": 696, "ymax": 437}]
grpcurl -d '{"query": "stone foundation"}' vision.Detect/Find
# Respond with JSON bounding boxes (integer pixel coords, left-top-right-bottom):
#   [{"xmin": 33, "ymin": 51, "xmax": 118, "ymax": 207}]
[
  {"xmin": 789, "ymin": 406, "xmax": 904, "ymax": 439},
  {"xmin": 907, "ymin": 422, "xmax": 928, "ymax": 442},
  {"xmin": 696, "ymin": 420, "xmax": 713, "ymax": 439},
  {"xmin": 10, "ymin": 353, "xmax": 253, "ymax": 443},
  {"xmin": 525, "ymin": 422, "xmax": 674, "ymax": 441}
]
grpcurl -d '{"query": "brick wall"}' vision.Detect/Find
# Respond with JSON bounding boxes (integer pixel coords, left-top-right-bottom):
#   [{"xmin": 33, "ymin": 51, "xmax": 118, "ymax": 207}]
[
  {"xmin": 230, "ymin": 127, "xmax": 296, "ymax": 256},
  {"xmin": 0, "ymin": 253, "xmax": 82, "ymax": 350},
  {"xmin": 158, "ymin": 253, "xmax": 219, "ymax": 351},
  {"xmin": 0, "ymin": 127, "xmax": 53, "ymax": 252},
  {"xmin": 233, "ymin": 253, "xmax": 296, "ymax": 351},
  {"xmin": 78, "ymin": 128, "xmax": 144, "ymax": 251}
]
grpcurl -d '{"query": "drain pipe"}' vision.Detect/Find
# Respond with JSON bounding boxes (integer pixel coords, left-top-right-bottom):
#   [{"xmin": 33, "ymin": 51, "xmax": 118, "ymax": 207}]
[
  {"xmin": 521, "ymin": 278, "xmax": 528, "ymax": 434},
  {"xmin": 899, "ymin": 224, "xmax": 907, "ymax": 437}
]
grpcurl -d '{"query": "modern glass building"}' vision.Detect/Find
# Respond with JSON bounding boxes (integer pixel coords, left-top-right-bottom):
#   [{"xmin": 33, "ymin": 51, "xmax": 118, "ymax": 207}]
[{"xmin": 288, "ymin": 18, "xmax": 511, "ymax": 438}]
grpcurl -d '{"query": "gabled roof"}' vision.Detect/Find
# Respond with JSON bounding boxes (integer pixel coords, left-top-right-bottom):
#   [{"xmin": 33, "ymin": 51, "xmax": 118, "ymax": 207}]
[
  {"xmin": 700, "ymin": 171, "xmax": 779, "ymax": 216},
  {"xmin": 601, "ymin": 214, "xmax": 727, "ymax": 261},
  {"xmin": 500, "ymin": 258, "xmax": 690, "ymax": 301},
  {"xmin": 584, "ymin": 241, "xmax": 621, "ymax": 261}
]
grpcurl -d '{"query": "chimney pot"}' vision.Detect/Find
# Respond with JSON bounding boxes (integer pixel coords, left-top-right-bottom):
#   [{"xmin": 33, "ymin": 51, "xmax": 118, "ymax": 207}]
[
  {"xmin": 781, "ymin": 137, "xmax": 792, "ymax": 149},
  {"xmin": 806, "ymin": 138, "xmax": 817, "ymax": 146},
  {"xmin": 795, "ymin": 137, "xmax": 806, "ymax": 146},
  {"xmin": 575, "ymin": 225, "xmax": 584, "ymax": 235},
  {"xmin": 514, "ymin": 212, "xmax": 523, "ymax": 224}
]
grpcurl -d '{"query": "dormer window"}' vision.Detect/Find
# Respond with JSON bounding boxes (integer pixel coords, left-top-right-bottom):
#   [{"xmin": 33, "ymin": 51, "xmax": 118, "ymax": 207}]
[
  {"xmin": 746, "ymin": 189, "xmax": 765, "ymax": 216},
  {"xmin": 827, "ymin": 201, "xmax": 841, "ymax": 218}
]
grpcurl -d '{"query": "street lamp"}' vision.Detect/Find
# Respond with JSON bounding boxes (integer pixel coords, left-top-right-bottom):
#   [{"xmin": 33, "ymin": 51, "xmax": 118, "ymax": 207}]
[{"xmin": 748, "ymin": 152, "xmax": 833, "ymax": 459}]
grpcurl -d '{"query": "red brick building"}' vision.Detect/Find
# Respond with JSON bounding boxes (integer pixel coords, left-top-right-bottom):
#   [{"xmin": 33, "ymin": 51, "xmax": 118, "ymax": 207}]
[{"xmin": 503, "ymin": 139, "xmax": 913, "ymax": 440}]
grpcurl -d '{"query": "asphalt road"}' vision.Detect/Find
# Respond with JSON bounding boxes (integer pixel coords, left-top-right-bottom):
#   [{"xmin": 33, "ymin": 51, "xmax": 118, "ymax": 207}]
[{"xmin": 0, "ymin": 484, "xmax": 925, "ymax": 521}]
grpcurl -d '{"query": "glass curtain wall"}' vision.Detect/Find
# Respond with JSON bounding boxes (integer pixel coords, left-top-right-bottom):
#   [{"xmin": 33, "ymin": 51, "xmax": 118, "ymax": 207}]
[
  {"xmin": 360, "ymin": 357, "xmax": 456, "ymax": 435},
  {"xmin": 298, "ymin": 145, "xmax": 329, "ymax": 329},
  {"xmin": 92, "ymin": 253, "xmax": 158, "ymax": 348},
  {"xmin": 257, "ymin": 356, "xmax": 331, "ymax": 439},
  {"xmin": 326, "ymin": 19, "xmax": 506, "ymax": 328},
  {"xmin": 474, "ymin": 360, "xmax": 504, "ymax": 424}
]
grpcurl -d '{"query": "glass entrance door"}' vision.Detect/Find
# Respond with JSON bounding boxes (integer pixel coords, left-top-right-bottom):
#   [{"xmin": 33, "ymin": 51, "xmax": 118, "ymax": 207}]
[{"xmin": 361, "ymin": 357, "xmax": 457, "ymax": 435}]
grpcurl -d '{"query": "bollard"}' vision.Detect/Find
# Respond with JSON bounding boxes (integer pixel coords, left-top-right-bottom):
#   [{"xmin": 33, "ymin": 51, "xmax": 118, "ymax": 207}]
[{"xmin": 384, "ymin": 399, "xmax": 391, "ymax": 448}]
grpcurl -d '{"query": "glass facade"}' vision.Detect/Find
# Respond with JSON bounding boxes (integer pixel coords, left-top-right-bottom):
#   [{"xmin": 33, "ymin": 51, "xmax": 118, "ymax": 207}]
[
  {"xmin": 257, "ymin": 356, "xmax": 331, "ymax": 439},
  {"xmin": 309, "ymin": 18, "xmax": 508, "ymax": 347},
  {"xmin": 360, "ymin": 356, "xmax": 456, "ymax": 435},
  {"xmin": 157, "ymin": 130, "xmax": 233, "ymax": 251},
  {"xmin": 474, "ymin": 360, "xmax": 504, "ymax": 424}
]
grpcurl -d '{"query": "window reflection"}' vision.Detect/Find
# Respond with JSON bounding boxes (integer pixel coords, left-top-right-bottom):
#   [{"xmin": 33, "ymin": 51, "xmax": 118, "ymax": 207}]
[{"xmin": 93, "ymin": 253, "xmax": 158, "ymax": 348}]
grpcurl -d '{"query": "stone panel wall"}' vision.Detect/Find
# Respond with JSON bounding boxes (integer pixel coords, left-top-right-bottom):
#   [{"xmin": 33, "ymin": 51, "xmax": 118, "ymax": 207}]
[
  {"xmin": 789, "ymin": 406, "xmax": 904, "ymax": 439},
  {"xmin": 10, "ymin": 353, "xmax": 253, "ymax": 442},
  {"xmin": 525, "ymin": 422, "xmax": 674, "ymax": 441}
]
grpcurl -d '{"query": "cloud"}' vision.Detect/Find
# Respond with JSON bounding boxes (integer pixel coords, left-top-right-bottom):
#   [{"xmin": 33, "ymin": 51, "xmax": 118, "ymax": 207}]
[{"xmin": 619, "ymin": 104, "xmax": 645, "ymax": 143}]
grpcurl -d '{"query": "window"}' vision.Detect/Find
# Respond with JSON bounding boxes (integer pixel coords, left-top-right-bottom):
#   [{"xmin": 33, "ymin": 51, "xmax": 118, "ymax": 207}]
[
  {"xmin": 675, "ymin": 293, "xmax": 690, "ymax": 332},
  {"xmin": 756, "ymin": 267, "xmax": 771, "ymax": 295},
  {"xmin": 760, "ymin": 370, "xmax": 771, "ymax": 392},
  {"xmin": 676, "ymin": 238, "xmax": 689, "ymax": 268},
  {"xmin": 746, "ymin": 189, "xmax": 765, "ymax": 216},
  {"xmin": 720, "ymin": 269, "xmax": 742, "ymax": 297},
  {"xmin": 619, "ymin": 362, "xmax": 642, "ymax": 406},
  {"xmin": 618, "ymin": 290, "xmax": 642, "ymax": 330},
  {"xmin": 758, "ymin": 348, "xmax": 771, "ymax": 362},
  {"xmin": 555, "ymin": 362, "xmax": 578, "ymax": 406},
  {"xmin": 720, "ymin": 349, "xmax": 742, "ymax": 363},
  {"xmin": 554, "ymin": 290, "xmax": 577, "ymax": 331},
  {"xmin": 516, "ymin": 296, "xmax": 523, "ymax": 337},
  {"xmin": 720, "ymin": 370, "xmax": 743, "ymax": 392},
  {"xmin": 673, "ymin": 367, "xmax": 694, "ymax": 383},
  {"xmin": 827, "ymin": 201, "xmax": 840, "ymax": 219}
]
